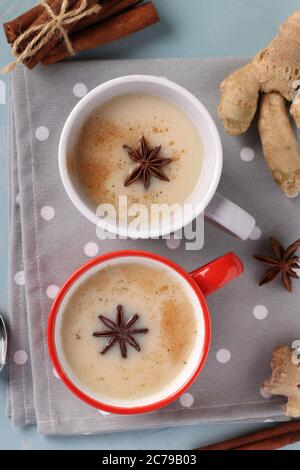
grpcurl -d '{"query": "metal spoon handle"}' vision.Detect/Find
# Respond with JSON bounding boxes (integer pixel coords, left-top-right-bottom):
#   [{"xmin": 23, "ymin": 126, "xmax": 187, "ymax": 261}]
[{"xmin": 0, "ymin": 315, "xmax": 8, "ymax": 373}]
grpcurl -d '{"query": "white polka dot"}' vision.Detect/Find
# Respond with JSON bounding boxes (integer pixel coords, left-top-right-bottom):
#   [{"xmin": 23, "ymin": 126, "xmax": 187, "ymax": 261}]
[
  {"xmin": 240, "ymin": 147, "xmax": 255, "ymax": 162},
  {"xmin": 293, "ymin": 268, "xmax": 300, "ymax": 277},
  {"xmin": 0, "ymin": 80, "xmax": 6, "ymax": 105},
  {"xmin": 14, "ymin": 270, "xmax": 25, "ymax": 286},
  {"xmin": 250, "ymin": 226, "xmax": 262, "ymax": 241},
  {"xmin": 35, "ymin": 126, "xmax": 49, "ymax": 141},
  {"xmin": 260, "ymin": 387, "xmax": 272, "ymax": 399},
  {"xmin": 46, "ymin": 285, "xmax": 60, "ymax": 299},
  {"xmin": 84, "ymin": 242, "xmax": 99, "ymax": 257},
  {"xmin": 292, "ymin": 340, "xmax": 300, "ymax": 350},
  {"xmin": 98, "ymin": 410, "xmax": 111, "ymax": 416},
  {"xmin": 53, "ymin": 367, "xmax": 60, "ymax": 379},
  {"xmin": 292, "ymin": 340, "xmax": 300, "ymax": 366},
  {"xmin": 292, "ymin": 351, "xmax": 300, "ymax": 366},
  {"xmin": 40, "ymin": 206, "xmax": 55, "ymax": 221},
  {"xmin": 15, "ymin": 193, "xmax": 20, "ymax": 205},
  {"xmin": 253, "ymin": 305, "xmax": 268, "ymax": 320},
  {"xmin": 166, "ymin": 237, "xmax": 181, "ymax": 250},
  {"xmin": 216, "ymin": 348, "xmax": 231, "ymax": 364},
  {"xmin": 264, "ymin": 419, "xmax": 274, "ymax": 423},
  {"xmin": 73, "ymin": 83, "xmax": 88, "ymax": 98},
  {"xmin": 96, "ymin": 227, "xmax": 109, "ymax": 241},
  {"xmin": 13, "ymin": 350, "xmax": 28, "ymax": 365},
  {"xmin": 180, "ymin": 393, "xmax": 194, "ymax": 408}
]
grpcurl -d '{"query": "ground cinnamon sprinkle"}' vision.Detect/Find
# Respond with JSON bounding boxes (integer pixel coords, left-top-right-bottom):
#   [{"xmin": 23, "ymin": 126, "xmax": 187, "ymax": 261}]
[
  {"xmin": 158, "ymin": 284, "xmax": 169, "ymax": 293},
  {"xmin": 76, "ymin": 118, "xmax": 143, "ymax": 206},
  {"xmin": 124, "ymin": 267, "xmax": 157, "ymax": 294},
  {"xmin": 151, "ymin": 126, "xmax": 168, "ymax": 134},
  {"xmin": 160, "ymin": 299, "xmax": 195, "ymax": 363}
]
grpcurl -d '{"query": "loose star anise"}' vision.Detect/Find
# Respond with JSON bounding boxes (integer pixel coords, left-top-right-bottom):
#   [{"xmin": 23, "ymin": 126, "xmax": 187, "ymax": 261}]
[
  {"xmin": 254, "ymin": 237, "xmax": 300, "ymax": 292},
  {"xmin": 123, "ymin": 136, "xmax": 172, "ymax": 189},
  {"xmin": 93, "ymin": 305, "xmax": 149, "ymax": 359}
]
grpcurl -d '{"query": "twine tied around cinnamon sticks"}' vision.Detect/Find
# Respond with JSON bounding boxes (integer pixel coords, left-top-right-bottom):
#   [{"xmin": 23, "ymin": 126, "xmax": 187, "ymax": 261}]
[{"xmin": 1, "ymin": 0, "xmax": 101, "ymax": 74}]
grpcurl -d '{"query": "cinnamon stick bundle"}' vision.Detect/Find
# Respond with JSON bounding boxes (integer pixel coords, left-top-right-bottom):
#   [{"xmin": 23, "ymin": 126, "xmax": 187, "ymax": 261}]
[
  {"xmin": 3, "ymin": 0, "xmax": 56, "ymax": 44},
  {"xmin": 2, "ymin": 0, "xmax": 159, "ymax": 71},
  {"xmin": 67, "ymin": 0, "xmax": 143, "ymax": 35},
  {"xmin": 43, "ymin": 2, "xmax": 160, "ymax": 65},
  {"xmin": 197, "ymin": 420, "xmax": 300, "ymax": 451},
  {"xmin": 25, "ymin": 0, "xmax": 100, "ymax": 69}
]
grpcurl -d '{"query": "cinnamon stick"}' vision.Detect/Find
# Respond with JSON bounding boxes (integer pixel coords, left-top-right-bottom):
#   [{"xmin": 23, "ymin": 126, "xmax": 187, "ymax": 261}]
[
  {"xmin": 44, "ymin": 0, "xmax": 142, "ymax": 62},
  {"xmin": 15, "ymin": 0, "xmax": 76, "ymax": 52},
  {"xmin": 42, "ymin": 2, "xmax": 160, "ymax": 65},
  {"xmin": 3, "ymin": 0, "xmax": 56, "ymax": 44},
  {"xmin": 235, "ymin": 430, "xmax": 300, "ymax": 451},
  {"xmin": 66, "ymin": 0, "xmax": 143, "ymax": 36},
  {"xmin": 47, "ymin": 0, "xmax": 143, "ymax": 57},
  {"xmin": 25, "ymin": 0, "xmax": 99, "ymax": 69},
  {"xmin": 197, "ymin": 420, "xmax": 300, "ymax": 451}
]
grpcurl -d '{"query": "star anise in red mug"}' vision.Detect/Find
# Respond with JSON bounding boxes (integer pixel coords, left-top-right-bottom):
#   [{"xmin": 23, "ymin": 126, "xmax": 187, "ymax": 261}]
[
  {"xmin": 93, "ymin": 305, "xmax": 149, "ymax": 359},
  {"xmin": 254, "ymin": 237, "xmax": 300, "ymax": 292},
  {"xmin": 123, "ymin": 136, "xmax": 173, "ymax": 189}
]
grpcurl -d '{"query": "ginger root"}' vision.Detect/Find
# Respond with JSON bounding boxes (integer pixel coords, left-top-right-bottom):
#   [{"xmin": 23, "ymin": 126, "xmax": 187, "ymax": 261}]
[
  {"xmin": 258, "ymin": 92, "xmax": 300, "ymax": 196},
  {"xmin": 263, "ymin": 345, "xmax": 300, "ymax": 418},
  {"xmin": 218, "ymin": 11, "xmax": 300, "ymax": 197},
  {"xmin": 218, "ymin": 64, "xmax": 260, "ymax": 135},
  {"xmin": 218, "ymin": 11, "xmax": 300, "ymax": 135}
]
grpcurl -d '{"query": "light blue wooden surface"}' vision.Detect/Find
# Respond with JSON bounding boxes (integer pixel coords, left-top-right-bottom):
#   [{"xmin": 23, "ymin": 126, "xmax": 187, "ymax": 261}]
[{"xmin": 0, "ymin": 0, "xmax": 299, "ymax": 450}]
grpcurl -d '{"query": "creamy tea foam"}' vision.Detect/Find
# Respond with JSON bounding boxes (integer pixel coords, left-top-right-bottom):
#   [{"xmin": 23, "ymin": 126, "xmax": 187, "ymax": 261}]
[
  {"xmin": 60, "ymin": 263, "xmax": 198, "ymax": 400},
  {"xmin": 74, "ymin": 93, "xmax": 203, "ymax": 215}
]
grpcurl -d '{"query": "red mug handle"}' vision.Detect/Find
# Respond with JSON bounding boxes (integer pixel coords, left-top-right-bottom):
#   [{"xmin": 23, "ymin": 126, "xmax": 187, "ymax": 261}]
[{"xmin": 190, "ymin": 253, "xmax": 244, "ymax": 297}]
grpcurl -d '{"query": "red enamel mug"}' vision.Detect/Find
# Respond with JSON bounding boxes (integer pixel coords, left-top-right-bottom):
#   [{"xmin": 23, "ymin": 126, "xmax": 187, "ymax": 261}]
[{"xmin": 48, "ymin": 250, "xmax": 243, "ymax": 414}]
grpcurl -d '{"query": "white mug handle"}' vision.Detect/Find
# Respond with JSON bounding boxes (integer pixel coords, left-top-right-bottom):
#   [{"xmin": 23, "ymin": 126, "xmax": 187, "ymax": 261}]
[{"xmin": 204, "ymin": 193, "xmax": 257, "ymax": 241}]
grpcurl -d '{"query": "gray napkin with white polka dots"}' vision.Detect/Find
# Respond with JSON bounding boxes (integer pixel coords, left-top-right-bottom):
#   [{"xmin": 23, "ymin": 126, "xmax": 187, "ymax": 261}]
[{"xmin": 8, "ymin": 58, "xmax": 300, "ymax": 435}]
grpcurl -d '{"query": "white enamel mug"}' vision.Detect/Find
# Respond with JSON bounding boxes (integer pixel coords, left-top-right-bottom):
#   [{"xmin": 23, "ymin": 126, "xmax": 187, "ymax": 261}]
[{"xmin": 59, "ymin": 75, "xmax": 256, "ymax": 240}]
